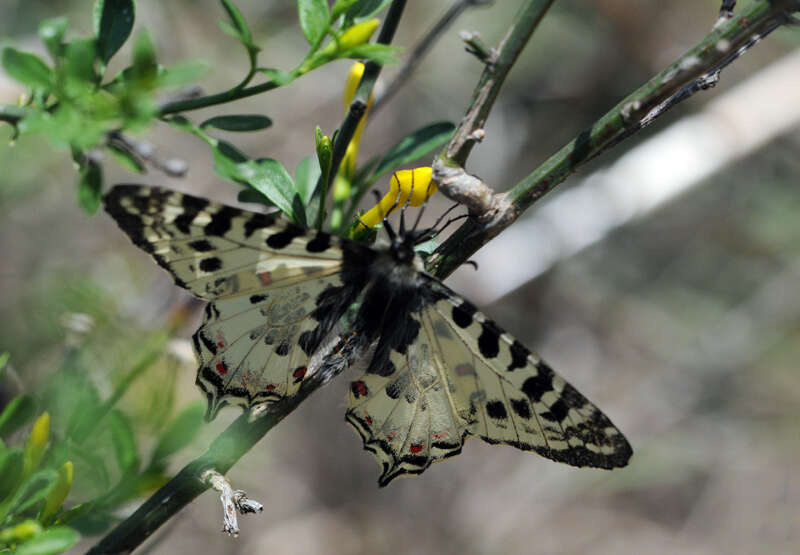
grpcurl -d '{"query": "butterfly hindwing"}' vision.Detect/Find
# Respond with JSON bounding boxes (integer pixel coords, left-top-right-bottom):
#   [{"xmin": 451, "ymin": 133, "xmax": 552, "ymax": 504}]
[{"xmin": 346, "ymin": 278, "xmax": 632, "ymax": 486}]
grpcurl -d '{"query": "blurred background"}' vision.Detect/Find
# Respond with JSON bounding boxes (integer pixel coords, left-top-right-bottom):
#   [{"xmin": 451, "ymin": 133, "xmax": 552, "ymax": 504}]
[{"xmin": 1, "ymin": 0, "xmax": 799, "ymax": 553}]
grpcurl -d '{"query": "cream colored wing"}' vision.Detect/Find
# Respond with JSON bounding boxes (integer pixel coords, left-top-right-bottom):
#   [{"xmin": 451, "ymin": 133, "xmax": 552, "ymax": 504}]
[{"xmin": 346, "ymin": 283, "xmax": 632, "ymax": 486}]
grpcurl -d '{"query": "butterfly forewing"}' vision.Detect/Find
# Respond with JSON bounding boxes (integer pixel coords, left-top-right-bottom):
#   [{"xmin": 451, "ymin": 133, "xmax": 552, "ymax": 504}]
[
  {"xmin": 346, "ymin": 278, "xmax": 632, "ymax": 486},
  {"xmin": 104, "ymin": 185, "xmax": 361, "ymax": 418}
]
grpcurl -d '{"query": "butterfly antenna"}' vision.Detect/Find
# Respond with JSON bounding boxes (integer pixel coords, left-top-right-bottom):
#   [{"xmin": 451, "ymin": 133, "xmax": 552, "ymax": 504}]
[
  {"xmin": 435, "ymin": 213, "xmax": 470, "ymax": 235},
  {"xmin": 429, "ymin": 202, "xmax": 462, "ymax": 234}
]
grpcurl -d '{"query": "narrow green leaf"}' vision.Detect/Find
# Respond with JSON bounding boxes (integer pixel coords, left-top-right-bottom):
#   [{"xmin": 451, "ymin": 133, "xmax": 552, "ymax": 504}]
[
  {"xmin": 298, "ymin": 0, "xmax": 330, "ymax": 45},
  {"xmin": 150, "ymin": 403, "xmax": 205, "ymax": 467},
  {"xmin": 237, "ymin": 189, "xmax": 274, "ymax": 206},
  {"xmin": 371, "ymin": 121, "xmax": 455, "ymax": 180},
  {"xmin": 295, "ymin": 156, "xmax": 321, "ymax": 206},
  {"xmin": 343, "ymin": 0, "xmax": 391, "ymax": 24},
  {"xmin": 15, "ymin": 527, "xmax": 79, "ymax": 555},
  {"xmin": 131, "ymin": 32, "xmax": 157, "ymax": 81},
  {"xmin": 0, "ymin": 352, "xmax": 9, "ymax": 381},
  {"xmin": 219, "ymin": 0, "xmax": 254, "ymax": 47},
  {"xmin": 256, "ymin": 67, "xmax": 294, "ymax": 86},
  {"xmin": 0, "ymin": 395, "xmax": 36, "ymax": 439},
  {"xmin": 331, "ymin": 0, "xmax": 361, "ymax": 20},
  {"xmin": 109, "ymin": 410, "xmax": 139, "ymax": 475},
  {"xmin": 338, "ymin": 43, "xmax": 399, "ymax": 65},
  {"xmin": 9, "ymin": 470, "xmax": 59, "ymax": 518},
  {"xmin": 38, "ymin": 18, "xmax": 69, "ymax": 62},
  {"xmin": 1, "ymin": 48, "xmax": 53, "ymax": 90},
  {"xmin": 63, "ymin": 39, "xmax": 98, "ymax": 84},
  {"xmin": 77, "ymin": 158, "xmax": 103, "ymax": 215},
  {"xmin": 0, "ymin": 449, "xmax": 24, "ymax": 500},
  {"xmin": 94, "ymin": 0, "xmax": 135, "ymax": 64},
  {"xmin": 200, "ymin": 114, "xmax": 273, "ymax": 132}
]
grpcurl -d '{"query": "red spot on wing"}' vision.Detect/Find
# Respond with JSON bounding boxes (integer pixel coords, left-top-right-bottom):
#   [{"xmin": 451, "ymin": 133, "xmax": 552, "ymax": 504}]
[
  {"xmin": 292, "ymin": 366, "xmax": 307, "ymax": 383},
  {"xmin": 257, "ymin": 272, "xmax": 272, "ymax": 285},
  {"xmin": 432, "ymin": 431, "xmax": 449, "ymax": 440},
  {"xmin": 266, "ymin": 384, "xmax": 276, "ymax": 391},
  {"xmin": 216, "ymin": 331, "xmax": 226, "ymax": 349},
  {"xmin": 364, "ymin": 415, "xmax": 372, "ymax": 425},
  {"xmin": 215, "ymin": 361, "xmax": 228, "ymax": 375},
  {"xmin": 351, "ymin": 380, "xmax": 368, "ymax": 398},
  {"xmin": 409, "ymin": 443, "xmax": 424, "ymax": 454}
]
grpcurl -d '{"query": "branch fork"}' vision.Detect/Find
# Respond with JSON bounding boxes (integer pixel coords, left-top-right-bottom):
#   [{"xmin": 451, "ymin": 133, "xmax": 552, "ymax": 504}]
[{"xmin": 202, "ymin": 470, "xmax": 263, "ymax": 537}]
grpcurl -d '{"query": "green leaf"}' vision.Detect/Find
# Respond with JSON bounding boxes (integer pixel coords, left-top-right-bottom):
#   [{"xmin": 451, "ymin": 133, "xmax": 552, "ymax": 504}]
[
  {"xmin": 63, "ymin": 39, "xmax": 98, "ymax": 84},
  {"xmin": 331, "ymin": 0, "xmax": 361, "ymax": 20},
  {"xmin": 9, "ymin": 470, "xmax": 58, "ymax": 518},
  {"xmin": 295, "ymin": 156, "xmax": 321, "ymax": 206},
  {"xmin": 94, "ymin": 0, "xmax": 135, "ymax": 64},
  {"xmin": 298, "ymin": 0, "xmax": 330, "ymax": 45},
  {"xmin": 371, "ymin": 121, "xmax": 455, "ymax": 180},
  {"xmin": 1, "ymin": 48, "xmax": 53, "ymax": 90},
  {"xmin": 15, "ymin": 527, "xmax": 79, "ymax": 555},
  {"xmin": 212, "ymin": 143, "xmax": 304, "ymax": 225},
  {"xmin": 150, "ymin": 403, "xmax": 205, "ymax": 467},
  {"xmin": 200, "ymin": 114, "xmax": 273, "ymax": 132},
  {"xmin": 256, "ymin": 67, "xmax": 294, "ymax": 86},
  {"xmin": 109, "ymin": 410, "xmax": 139, "ymax": 475},
  {"xmin": 338, "ymin": 43, "xmax": 399, "ymax": 65},
  {"xmin": 77, "ymin": 158, "xmax": 103, "ymax": 215},
  {"xmin": 0, "ymin": 395, "xmax": 36, "ymax": 439},
  {"xmin": 38, "ymin": 18, "xmax": 69, "ymax": 62},
  {"xmin": 343, "ymin": 0, "xmax": 391, "ymax": 24},
  {"xmin": 0, "ymin": 352, "xmax": 9, "ymax": 381},
  {"xmin": 0, "ymin": 449, "xmax": 24, "ymax": 501},
  {"xmin": 219, "ymin": 0, "xmax": 257, "ymax": 53},
  {"xmin": 131, "ymin": 31, "xmax": 157, "ymax": 82}
]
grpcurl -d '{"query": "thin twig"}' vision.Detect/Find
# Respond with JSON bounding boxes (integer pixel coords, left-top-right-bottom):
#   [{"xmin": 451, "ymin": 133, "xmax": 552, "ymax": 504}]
[
  {"xmin": 371, "ymin": 0, "xmax": 492, "ymax": 115},
  {"xmin": 427, "ymin": 0, "xmax": 798, "ymax": 280}
]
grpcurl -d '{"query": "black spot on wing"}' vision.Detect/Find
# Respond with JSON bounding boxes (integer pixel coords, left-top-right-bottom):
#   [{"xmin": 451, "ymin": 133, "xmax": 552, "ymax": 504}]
[
  {"xmin": 306, "ymin": 233, "xmax": 331, "ymax": 253},
  {"xmin": 204, "ymin": 206, "xmax": 239, "ymax": 236},
  {"xmin": 244, "ymin": 212, "xmax": 279, "ymax": 238},
  {"xmin": 508, "ymin": 340, "xmax": 529, "ymax": 371},
  {"xmin": 249, "ymin": 294, "xmax": 267, "ymax": 304},
  {"xmin": 477, "ymin": 325, "xmax": 500, "ymax": 359},
  {"xmin": 451, "ymin": 302, "xmax": 476, "ymax": 328},
  {"xmin": 386, "ymin": 372, "xmax": 410, "ymax": 400},
  {"xmin": 188, "ymin": 239, "xmax": 215, "ymax": 252},
  {"xmin": 521, "ymin": 363, "xmax": 555, "ymax": 403},
  {"xmin": 368, "ymin": 358, "xmax": 397, "ymax": 377},
  {"xmin": 197, "ymin": 331, "xmax": 217, "ymax": 355},
  {"xmin": 486, "ymin": 400, "xmax": 508, "ymax": 420},
  {"xmin": 199, "ymin": 257, "xmax": 222, "ymax": 272},
  {"xmin": 510, "ymin": 398, "xmax": 532, "ymax": 419},
  {"xmin": 174, "ymin": 194, "xmax": 209, "ymax": 234},
  {"xmin": 542, "ymin": 398, "xmax": 569, "ymax": 423},
  {"xmin": 275, "ymin": 342, "xmax": 290, "ymax": 356},
  {"xmin": 266, "ymin": 225, "xmax": 305, "ymax": 249}
]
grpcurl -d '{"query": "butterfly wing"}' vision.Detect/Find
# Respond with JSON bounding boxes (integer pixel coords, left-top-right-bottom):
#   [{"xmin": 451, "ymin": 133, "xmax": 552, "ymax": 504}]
[
  {"xmin": 104, "ymin": 185, "xmax": 372, "ymax": 418},
  {"xmin": 346, "ymin": 277, "xmax": 632, "ymax": 486}
]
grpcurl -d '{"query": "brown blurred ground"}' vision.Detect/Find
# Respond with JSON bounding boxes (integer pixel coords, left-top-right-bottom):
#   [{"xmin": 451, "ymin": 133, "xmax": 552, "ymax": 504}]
[{"xmin": 1, "ymin": 1, "xmax": 799, "ymax": 553}]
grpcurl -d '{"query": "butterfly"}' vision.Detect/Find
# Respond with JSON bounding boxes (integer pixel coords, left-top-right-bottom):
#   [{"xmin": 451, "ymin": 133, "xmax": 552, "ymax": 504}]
[{"xmin": 104, "ymin": 184, "xmax": 632, "ymax": 486}]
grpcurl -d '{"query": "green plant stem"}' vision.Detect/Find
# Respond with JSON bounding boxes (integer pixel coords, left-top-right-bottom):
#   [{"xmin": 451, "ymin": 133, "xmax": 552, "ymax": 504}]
[
  {"xmin": 310, "ymin": 0, "xmax": 408, "ymax": 206},
  {"xmin": 158, "ymin": 79, "xmax": 280, "ymax": 116},
  {"xmin": 427, "ymin": 0, "xmax": 797, "ymax": 279}
]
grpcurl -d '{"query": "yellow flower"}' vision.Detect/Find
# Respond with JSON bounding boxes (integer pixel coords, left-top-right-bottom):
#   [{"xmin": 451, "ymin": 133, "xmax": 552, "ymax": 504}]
[
  {"xmin": 359, "ymin": 167, "xmax": 436, "ymax": 229},
  {"xmin": 42, "ymin": 461, "xmax": 74, "ymax": 519},
  {"xmin": 23, "ymin": 412, "xmax": 50, "ymax": 476},
  {"xmin": 341, "ymin": 62, "xmax": 373, "ymax": 179}
]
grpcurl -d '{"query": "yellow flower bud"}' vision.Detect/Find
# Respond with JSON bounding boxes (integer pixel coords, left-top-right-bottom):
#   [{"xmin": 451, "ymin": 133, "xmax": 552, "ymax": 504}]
[
  {"xmin": 24, "ymin": 412, "xmax": 50, "ymax": 476},
  {"xmin": 0, "ymin": 520, "xmax": 42, "ymax": 543},
  {"xmin": 359, "ymin": 167, "xmax": 436, "ymax": 229},
  {"xmin": 338, "ymin": 18, "xmax": 379, "ymax": 51},
  {"xmin": 341, "ymin": 62, "xmax": 373, "ymax": 179},
  {"xmin": 42, "ymin": 461, "xmax": 74, "ymax": 518}
]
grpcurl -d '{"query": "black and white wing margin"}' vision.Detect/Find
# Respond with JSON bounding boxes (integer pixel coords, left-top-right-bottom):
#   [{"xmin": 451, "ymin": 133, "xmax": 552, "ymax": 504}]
[
  {"xmin": 104, "ymin": 185, "xmax": 371, "ymax": 419},
  {"xmin": 346, "ymin": 277, "xmax": 632, "ymax": 486}
]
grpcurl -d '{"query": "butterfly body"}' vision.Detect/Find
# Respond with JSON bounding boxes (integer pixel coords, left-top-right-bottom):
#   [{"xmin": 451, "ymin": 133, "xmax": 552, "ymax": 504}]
[{"xmin": 105, "ymin": 185, "xmax": 632, "ymax": 486}]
